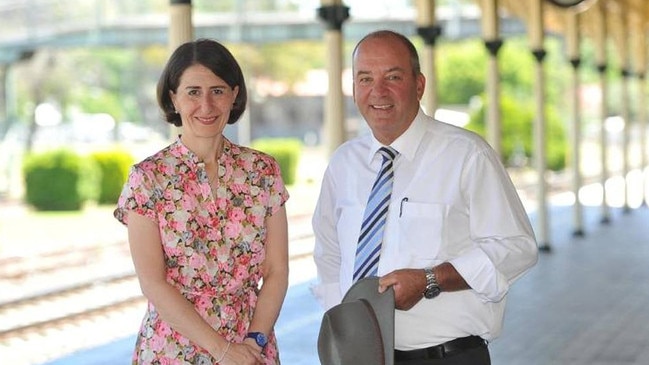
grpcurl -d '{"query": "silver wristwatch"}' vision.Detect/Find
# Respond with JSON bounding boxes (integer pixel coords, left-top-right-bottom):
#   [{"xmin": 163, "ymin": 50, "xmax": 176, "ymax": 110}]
[{"xmin": 423, "ymin": 267, "xmax": 441, "ymax": 299}]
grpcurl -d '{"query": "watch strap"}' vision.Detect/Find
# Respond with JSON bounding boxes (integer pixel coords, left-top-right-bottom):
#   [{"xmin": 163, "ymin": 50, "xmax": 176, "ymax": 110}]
[{"xmin": 424, "ymin": 267, "xmax": 441, "ymax": 299}]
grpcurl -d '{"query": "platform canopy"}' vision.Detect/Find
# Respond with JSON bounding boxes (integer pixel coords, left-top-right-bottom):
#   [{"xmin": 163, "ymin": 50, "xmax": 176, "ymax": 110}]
[{"xmin": 497, "ymin": 0, "xmax": 648, "ymax": 72}]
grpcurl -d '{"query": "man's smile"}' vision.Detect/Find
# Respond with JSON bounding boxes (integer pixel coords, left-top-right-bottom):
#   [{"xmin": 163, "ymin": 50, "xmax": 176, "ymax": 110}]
[{"xmin": 371, "ymin": 104, "xmax": 394, "ymax": 110}]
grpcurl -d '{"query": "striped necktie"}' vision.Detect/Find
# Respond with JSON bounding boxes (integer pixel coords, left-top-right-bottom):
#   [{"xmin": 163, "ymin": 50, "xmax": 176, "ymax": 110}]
[{"xmin": 353, "ymin": 146, "xmax": 398, "ymax": 282}]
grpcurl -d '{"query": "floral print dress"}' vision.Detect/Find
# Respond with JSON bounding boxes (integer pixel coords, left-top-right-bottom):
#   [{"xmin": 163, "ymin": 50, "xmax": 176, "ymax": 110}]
[{"xmin": 114, "ymin": 138, "xmax": 288, "ymax": 364}]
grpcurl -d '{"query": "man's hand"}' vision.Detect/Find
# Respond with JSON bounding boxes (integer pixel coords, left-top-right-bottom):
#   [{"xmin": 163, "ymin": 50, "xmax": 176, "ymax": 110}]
[
  {"xmin": 378, "ymin": 263, "xmax": 470, "ymax": 310},
  {"xmin": 378, "ymin": 268, "xmax": 426, "ymax": 310}
]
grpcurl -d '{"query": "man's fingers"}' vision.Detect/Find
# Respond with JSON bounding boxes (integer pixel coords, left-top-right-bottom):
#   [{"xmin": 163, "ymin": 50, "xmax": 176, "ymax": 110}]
[{"xmin": 378, "ymin": 273, "xmax": 398, "ymax": 293}]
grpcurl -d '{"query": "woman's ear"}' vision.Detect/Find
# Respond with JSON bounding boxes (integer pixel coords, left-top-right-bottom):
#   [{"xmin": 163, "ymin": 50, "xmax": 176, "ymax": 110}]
[
  {"xmin": 232, "ymin": 85, "xmax": 239, "ymax": 101},
  {"xmin": 169, "ymin": 90, "xmax": 178, "ymax": 112}
]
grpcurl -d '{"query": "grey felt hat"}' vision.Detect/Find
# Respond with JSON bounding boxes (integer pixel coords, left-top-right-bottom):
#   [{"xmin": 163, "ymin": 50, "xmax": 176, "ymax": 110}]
[{"xmin": 317, "ymin": 277, "xmax": 395, "ymax": 365}]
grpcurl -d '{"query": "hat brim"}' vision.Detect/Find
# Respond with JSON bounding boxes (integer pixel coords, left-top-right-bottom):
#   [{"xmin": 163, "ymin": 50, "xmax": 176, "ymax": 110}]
[
  {"xmin": 317, "ymin": 277, "xmax": 395, "ymax": 365},
  {"xmin": 342, "ymin": 277, "xmax": 394, "ymax": 365},
  {"xmin": 318, "ymin": 298, "xmax": 385, "ymax": 364}
]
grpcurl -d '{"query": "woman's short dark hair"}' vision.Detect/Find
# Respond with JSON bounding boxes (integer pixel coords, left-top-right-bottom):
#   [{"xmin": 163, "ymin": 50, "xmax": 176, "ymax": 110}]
[{"xmin": 156, "ymin": 38, "xmax": 248, "ymax": 126}]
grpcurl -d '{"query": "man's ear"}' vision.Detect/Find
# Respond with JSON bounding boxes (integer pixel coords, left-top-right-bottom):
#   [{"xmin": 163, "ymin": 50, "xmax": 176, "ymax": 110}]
[{"xmin": 416, "ymin": 73, "xmax": 426, "ymax": 101}]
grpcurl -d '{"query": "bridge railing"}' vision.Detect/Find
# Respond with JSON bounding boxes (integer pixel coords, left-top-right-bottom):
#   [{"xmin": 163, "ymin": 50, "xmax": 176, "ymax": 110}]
[{"xmin": 0, "ymin": 2, "xmax": 525, "ymax": 64}]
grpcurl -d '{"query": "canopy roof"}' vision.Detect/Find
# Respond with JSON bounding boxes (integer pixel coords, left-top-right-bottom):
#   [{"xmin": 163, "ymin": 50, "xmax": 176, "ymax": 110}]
[{"xmin": 497, "ymin": 0, "xmax": 648, "ymax": 72}]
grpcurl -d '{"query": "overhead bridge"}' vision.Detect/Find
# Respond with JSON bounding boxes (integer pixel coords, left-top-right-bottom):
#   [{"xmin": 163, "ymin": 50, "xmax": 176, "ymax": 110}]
[{"xmin": 0, "ymin": 7, "xmax": 526, "ymax": 64}]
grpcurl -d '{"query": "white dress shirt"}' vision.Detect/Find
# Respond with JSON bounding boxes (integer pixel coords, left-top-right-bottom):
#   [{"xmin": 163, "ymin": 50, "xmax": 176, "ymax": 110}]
[{"xmin": 312, "ymin": 109, "xmax": 538, "ymax": 350}]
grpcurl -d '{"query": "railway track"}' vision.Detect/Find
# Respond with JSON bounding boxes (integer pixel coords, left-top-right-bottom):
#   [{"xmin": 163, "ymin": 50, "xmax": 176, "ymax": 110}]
[
  {"xmin": 0, "ymin": 271, "xmax": 142, "ymax": 339},
  {"xmin": 0, "ymin": 238, "xmax": 144, "ymax": 346},
  {"xmin": 0, "ymin": 236, "xmax": 315, "ymax": 343},
  {"xmin": 0, "ymin": 238, "xmax": 144, "ymax": 364},
  {"xmin": 0, "ymin": 240, "xmax": 130, "ymax": 280}
]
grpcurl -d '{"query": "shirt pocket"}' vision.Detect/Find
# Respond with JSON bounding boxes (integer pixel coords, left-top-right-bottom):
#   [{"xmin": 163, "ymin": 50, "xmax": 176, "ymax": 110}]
[{"xmin": 397, "ymin": 201, "xmax": 447, "ymax": 265}]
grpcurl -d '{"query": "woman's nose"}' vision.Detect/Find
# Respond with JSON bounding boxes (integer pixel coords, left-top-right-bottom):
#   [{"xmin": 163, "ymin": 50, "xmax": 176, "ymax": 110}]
[{"xmin": 199, "ymin": 94, "xmax": 216, "ymax": 112}]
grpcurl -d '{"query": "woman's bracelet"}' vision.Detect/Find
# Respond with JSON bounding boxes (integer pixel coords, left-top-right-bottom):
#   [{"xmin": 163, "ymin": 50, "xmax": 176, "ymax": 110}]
[{"xmin": 215, "ymin": 341, "xmax": 231, "ymax": 363}]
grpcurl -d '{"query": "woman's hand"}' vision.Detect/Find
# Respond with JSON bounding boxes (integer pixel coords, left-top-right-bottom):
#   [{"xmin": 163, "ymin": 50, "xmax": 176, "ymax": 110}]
[{"xmin": 216, "ymin": 341, "xmax": 264, "ymax": 365}]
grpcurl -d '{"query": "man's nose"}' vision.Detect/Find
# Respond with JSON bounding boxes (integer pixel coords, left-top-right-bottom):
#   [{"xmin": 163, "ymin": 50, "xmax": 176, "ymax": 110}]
[{"xmin": 372, "ymin": 80, "xmax": 389, "ymax": 95}]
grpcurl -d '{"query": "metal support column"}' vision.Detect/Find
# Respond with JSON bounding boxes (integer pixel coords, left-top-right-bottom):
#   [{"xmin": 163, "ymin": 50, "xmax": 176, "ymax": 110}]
[
  {"xmin": 594, "ymin": 2, "xmax": 611, "ymax": 224},
  {"xmin": 317, "ymin": 1, "xmax": 349, "ymax": 157},
  {"xmin": 415, "ymin": 0, "xmax": 441, "ymax": 116},
  {"xmin": 638, "ymin": 73, "xmax": 648, "ymax": 208},
  {"xmin": 616, "ymin": 6, "xmax": 632, "ymax": 213},
  {"xmin": 169, "ymin": 0, "xmax": 193, "ymax": 53},
  {"xmin": 530, "ymin": 0, "xmax": 550, "ymax": 252},
  {"xmin": 566, "ymin": 12, "xmax": 584, "ymax": 236},
  {"xmin": 620, "ymin": 67, "xmax": 632, "ymax": 213},
  {"xmin": 484, "ymin": 40, "xmax": 503, "ymax": 158},
  {"xmin": 168, "ymin": 0, "xmax": 193, "ymax": 140},
  {"xmin": 635, "ymin": 12, "xmax": 649, "ymax": 207},
  {"xmin": 480, "ymin": 0, "xmax": 503, "ymax": 158}
]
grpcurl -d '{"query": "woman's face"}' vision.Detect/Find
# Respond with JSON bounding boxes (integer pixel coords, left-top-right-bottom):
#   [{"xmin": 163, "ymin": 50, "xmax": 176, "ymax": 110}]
[{"xmin": 170, "ymin": 63, "xmax": 239, "ymax": 139}]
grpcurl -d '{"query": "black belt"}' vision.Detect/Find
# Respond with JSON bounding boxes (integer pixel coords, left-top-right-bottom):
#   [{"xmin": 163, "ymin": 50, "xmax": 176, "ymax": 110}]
[{"xmin": 394, "ymin": 335, "xmax": 487, "ymax": 361}]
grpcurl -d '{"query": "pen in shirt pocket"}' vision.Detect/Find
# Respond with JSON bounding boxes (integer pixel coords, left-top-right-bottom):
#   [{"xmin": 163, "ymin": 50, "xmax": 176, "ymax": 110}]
[{"xmin": 399, "ymin": 197, "xmax": 408, "ymax": 217}]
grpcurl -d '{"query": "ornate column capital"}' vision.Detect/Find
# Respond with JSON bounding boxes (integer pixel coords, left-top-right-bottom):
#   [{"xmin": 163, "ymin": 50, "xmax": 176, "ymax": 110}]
[
  {"xmin": 317, "ymin": 4, "xmax": 350, "ymax": 31},
  {"xmin": 416, "ymin": 25, "xmax": 442, "ymax": 46},
  {"xmin": 484, "ymin": 39, "xmax": 503, "ymax": 57}
]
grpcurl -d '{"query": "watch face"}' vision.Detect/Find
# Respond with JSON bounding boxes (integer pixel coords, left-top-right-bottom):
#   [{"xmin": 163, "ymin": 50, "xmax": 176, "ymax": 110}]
[
  {"xmin": 248, "ymin": 332, "xmax": 268, "ymax": 347},
  {"xmin": 424, "ymin": 286, "xmax": 441, "ymax": 299},
  {"xmin": 257, "ymin": 333, "xmax": 268, "ymax": 346}
]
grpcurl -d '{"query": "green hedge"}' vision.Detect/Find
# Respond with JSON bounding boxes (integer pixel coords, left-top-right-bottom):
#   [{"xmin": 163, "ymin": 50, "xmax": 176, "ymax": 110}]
[
  {"xmin": 466, "ymin": 93, "xmax": 567, "ymax": 171},
  {"xmin": 22, "ymin": 149, "xmax": 100, "ymax": 211},
  {"xmin": 90, "ymin": 149, "xmax": 135, "ymax": 205},
  {"xmin": 22, "ymin": 147, "xmax": 135, "ymax": 211},
  {"xmin": 251, "ymin": 138, "xmax": 302, "ymax": 186}
]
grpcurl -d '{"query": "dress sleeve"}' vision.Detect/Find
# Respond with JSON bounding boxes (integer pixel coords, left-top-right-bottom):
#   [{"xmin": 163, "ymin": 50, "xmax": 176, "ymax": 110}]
[
  {"xmin": 113, "ymin": 164, "xmax": 159, "ymax": 225},
  {"xmin": 263, "ymin": 155, "xmax": 289, "ymax": 217}
]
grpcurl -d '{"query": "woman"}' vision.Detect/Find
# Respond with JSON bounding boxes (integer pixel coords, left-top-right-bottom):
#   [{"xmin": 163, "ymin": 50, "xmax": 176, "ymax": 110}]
[{"xmin": 114, "ymin": 38, "xmax": 289, "ymax": 364}]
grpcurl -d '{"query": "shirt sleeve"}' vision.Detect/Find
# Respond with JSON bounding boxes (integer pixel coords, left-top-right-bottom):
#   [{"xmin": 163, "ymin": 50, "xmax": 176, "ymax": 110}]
[
  {"xmin": 451, "ymin": 148, "xmax": 538, "ymax": 303},
  {"xmin": 113, "ymin": 164, "xmax": 159, "ymax": 226},
  {"xmin": 311, "ymin": 164, "xmax": 344, "ymax": 310}
]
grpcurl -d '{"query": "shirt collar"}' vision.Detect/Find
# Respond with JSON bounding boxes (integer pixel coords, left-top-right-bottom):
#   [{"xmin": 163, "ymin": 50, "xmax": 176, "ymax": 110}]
[{"xmin": 366, "ymin": 108, "xmax": 428, "ymax": 163}]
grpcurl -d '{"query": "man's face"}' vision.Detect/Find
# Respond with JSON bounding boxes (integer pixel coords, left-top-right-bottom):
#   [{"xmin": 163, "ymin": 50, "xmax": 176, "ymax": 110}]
[{"xmin": 352, "ymin": 35, "xmax": 425, "ymax": 145}]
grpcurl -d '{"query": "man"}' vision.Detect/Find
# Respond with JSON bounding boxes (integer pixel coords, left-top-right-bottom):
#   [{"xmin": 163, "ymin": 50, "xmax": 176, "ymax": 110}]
[{"xmin": 312, "ymin": 30, "xmax": 538, "ymax": 364}]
